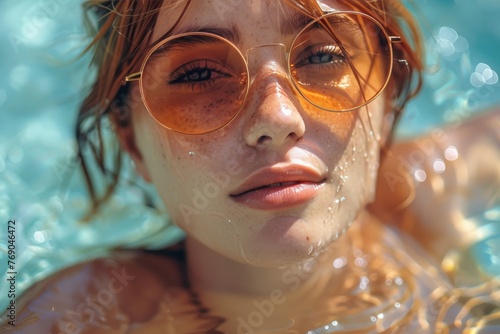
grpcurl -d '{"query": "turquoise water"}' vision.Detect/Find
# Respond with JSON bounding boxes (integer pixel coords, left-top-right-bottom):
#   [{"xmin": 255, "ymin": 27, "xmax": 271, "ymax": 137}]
[
  {"xmin": 0, "ymin": 0, "xmax": 499, "ymax": 323},
  {"xmin": 396, "ymin": 0, "xmax": 500, "ymax": 137}
]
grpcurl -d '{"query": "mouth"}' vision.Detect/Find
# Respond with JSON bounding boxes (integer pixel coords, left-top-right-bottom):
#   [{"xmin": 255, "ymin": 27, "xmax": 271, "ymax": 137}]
[{"xmin": 230, "ymin": 165, "xmax": 327, "ymax": 210}]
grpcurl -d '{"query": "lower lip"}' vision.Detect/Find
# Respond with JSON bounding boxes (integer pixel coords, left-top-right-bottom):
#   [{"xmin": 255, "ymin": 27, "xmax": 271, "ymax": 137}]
[{"xmin": 230, "ymin": 181, "xmax": 325, "ymax": 210}]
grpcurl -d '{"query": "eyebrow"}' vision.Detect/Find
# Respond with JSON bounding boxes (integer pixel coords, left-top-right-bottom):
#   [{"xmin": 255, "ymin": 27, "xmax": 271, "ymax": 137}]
[
  {"xmin": 146, "ymin": 34, "xmax": 230, "ymax": 66},
  {"xmin": 172, "ymin": 24, "xmax": 241, "ymax": 44},
  {"xmin": 155, "ymin": 11, "xmax": 355, "ymax": 55},
  {"xmin": 169, "ymin": 12, "xmax": 316, "ymax": 44}
]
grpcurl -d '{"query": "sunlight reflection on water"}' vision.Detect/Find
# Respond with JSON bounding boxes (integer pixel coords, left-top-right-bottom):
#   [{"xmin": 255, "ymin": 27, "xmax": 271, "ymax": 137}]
[{"xmin": 0, "ymin": 0, "xmax": 498, "ymax": 332}]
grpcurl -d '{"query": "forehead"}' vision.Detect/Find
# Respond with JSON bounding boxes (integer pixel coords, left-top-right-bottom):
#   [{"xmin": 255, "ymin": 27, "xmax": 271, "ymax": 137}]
[{"xmin": 151, "ymin": 0, "xmax": 346, "ymax": 42}]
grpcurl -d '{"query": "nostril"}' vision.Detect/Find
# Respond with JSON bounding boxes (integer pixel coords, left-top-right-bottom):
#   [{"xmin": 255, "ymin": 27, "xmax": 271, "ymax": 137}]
[
  {"xmin": 257, "ymin": 131, "xmax": 301, "ymax": 146},
  {"xmin": 257, "ymin": 135, "xmax": 272, "ymax": 145}
]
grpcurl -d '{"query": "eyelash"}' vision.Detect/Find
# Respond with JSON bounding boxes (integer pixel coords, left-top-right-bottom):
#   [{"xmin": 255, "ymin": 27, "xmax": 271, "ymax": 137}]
[
  {"xmin": 168, "ymin": 60, "xmax": 230, "ymax": 90},
  {"xmin": 294, "ymin": 44, "xmax": 347, "ymax": 68}
]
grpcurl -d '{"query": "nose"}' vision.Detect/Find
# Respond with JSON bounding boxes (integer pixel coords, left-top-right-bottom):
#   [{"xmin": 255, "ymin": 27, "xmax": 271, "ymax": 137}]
[{"xmin": 242, "ymin": 44, "xmax": 306, "ymax": 149}]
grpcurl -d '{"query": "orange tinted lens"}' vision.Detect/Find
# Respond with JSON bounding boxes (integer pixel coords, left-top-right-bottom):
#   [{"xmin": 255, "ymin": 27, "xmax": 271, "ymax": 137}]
[
  {"xmin": 290, "ymin": 13, "xmax": 392, "ymax": 111},
  {"xmin": 141, "ymin": 33, "xmax": 248, "ymax": 134}
]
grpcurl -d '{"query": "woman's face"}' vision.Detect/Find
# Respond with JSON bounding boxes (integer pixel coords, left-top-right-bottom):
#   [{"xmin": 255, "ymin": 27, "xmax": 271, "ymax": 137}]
[{"xmin": 129, "ymin": 0, "xmax": 388, "ymax": 267}]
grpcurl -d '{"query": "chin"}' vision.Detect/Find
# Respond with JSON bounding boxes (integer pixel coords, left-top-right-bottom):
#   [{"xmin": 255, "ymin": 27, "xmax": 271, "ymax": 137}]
[{"xmin": 239, "ymin": 217, "xmax": 345, "ymax": 268}]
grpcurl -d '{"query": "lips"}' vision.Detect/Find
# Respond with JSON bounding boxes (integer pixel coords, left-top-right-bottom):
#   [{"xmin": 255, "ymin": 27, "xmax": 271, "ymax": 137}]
[{"xmin": 230, "ymin": 164, "xmax": 326, "ymax": 210}]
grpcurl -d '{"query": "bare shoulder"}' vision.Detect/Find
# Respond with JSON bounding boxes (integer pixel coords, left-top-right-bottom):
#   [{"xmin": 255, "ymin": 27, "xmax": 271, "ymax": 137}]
[
  {"xmin": 2, "ymin": 249, "xmax": 185, "ymax": 333},
  {"xmin": 370, "ymin": 108, "xmax": 500, "ymax": 259}
]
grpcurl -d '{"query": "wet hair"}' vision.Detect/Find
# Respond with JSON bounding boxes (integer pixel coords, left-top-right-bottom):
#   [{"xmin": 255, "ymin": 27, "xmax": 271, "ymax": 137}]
[{"xmin": 77, "ymin": 0, "xmax": 423, "ymax": 217}]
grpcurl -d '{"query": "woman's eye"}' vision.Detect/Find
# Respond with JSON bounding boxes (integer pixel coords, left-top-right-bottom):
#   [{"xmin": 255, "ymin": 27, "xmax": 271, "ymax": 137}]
[
  {"xmin": 168, "ymin": 60, "xmax": 230, "ymax": 86},
  {"xmin": 295, "ymin": 45, "xmax": 346, "ymax": 68},
  {"xmin": 185, "ymin": 68, "xmax": 211, "ymax": 81},
  {"xmin": 309, "ymin": 53, "xmax": 334, "ymax": 64}
]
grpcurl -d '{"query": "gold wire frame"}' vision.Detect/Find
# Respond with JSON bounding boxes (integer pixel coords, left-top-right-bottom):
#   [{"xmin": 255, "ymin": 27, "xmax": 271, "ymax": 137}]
[{"xmin": 123, "ymin": 11, "xmax": 403, "ymax": 135}]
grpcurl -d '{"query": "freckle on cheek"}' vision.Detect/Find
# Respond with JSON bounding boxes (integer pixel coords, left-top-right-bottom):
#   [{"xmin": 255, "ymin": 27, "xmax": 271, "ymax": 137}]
[
  {"xmin": 150, "ymin": 84, "xmax": 242, "ymax": 134},
  {"xmin": 306, "ymin": 106, "xmax": 356, "ymax": 139}
]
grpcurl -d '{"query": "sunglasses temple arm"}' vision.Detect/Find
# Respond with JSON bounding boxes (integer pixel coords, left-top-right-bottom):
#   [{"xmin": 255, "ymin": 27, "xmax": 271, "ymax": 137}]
[
  {"xmin": 389, "ymin": 36, "xmax": 402, "ymax": 43},
  {"xmin": 123, "ymin": 72, "xmax": 141, "ymax": 85}
]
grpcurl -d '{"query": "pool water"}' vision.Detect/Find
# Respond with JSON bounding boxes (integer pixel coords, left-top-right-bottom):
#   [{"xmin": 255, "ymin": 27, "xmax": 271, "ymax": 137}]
[
  {"xmin": 0, "ymin": 0, "xmax": 499, "ymax": 332},
  {"xmin": 9, "ymin": 217, "xmax": 500, "ymax": 333}
]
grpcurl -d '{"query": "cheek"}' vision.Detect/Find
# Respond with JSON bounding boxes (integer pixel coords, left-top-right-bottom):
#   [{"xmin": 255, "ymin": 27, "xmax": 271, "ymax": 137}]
[
  {"xmin": 133, "ymin": 106, "xmax": 236, "ymax": 222},
  {"xmin": 133, "ymin": 105, "xmax": 193, "ymax": 214},
  {"xmin": 308, "ymin": 100, "xmax": 385, "ymax": 241},
  {"xmin": 340, "ymin": 99, "xmax": 385, "ymax": 205}
]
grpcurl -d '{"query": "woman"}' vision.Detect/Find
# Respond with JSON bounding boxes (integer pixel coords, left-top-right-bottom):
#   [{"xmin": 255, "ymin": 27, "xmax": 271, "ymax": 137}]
[{"xmin": 7, "ymin": 0, "xmax": 499, "ymax": 333}]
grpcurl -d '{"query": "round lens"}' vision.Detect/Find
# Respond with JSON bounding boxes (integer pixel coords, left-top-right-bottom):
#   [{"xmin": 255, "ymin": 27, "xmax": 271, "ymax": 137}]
[
  {"xmin": 289, "ymin": 12, "xmax": 393, "ymax": 112},
  {"xmin": 140, "ymin": 33, "xmax": 248, "ymax": 134}
]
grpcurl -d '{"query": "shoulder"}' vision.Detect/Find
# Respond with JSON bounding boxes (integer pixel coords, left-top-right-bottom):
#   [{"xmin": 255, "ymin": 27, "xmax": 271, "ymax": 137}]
[{"xmin": 3, "ymin": 250, "xmax": 185, "ymax": 333}]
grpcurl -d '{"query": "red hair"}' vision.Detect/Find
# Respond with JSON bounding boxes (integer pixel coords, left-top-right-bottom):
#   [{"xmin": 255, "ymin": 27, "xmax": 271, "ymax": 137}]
[{"xmin": 77, "ymin": 0, "xmax": 423, "ymax": 217}]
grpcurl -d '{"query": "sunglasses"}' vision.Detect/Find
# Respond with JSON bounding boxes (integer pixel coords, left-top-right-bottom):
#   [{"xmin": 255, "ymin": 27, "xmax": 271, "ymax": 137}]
[{"xmin": 125, "ymin": 11, "xmax": 402, "ymax": 135}]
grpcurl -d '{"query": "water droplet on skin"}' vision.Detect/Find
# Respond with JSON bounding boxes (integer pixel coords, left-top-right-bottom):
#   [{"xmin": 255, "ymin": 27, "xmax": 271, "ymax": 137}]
[
  {"xmin": 334, "ymin": 196, "xmax": 346, "ymax": 205},
  {"xmin": 307, "ymin": 245, "xmax": 314, "ymax": 255}
]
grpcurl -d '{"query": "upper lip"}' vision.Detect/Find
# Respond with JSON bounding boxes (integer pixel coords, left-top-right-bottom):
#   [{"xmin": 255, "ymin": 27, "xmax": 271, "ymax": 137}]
[{"xmin": 230, "ymin": 164, "xmax": 326, "ymax": 197}]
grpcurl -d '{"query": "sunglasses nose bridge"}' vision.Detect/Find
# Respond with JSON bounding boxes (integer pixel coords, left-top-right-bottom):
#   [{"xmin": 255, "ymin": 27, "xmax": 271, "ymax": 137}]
[{"xmin": 244, "ymin": 44, "xmax": 289, "ymax": 85}]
